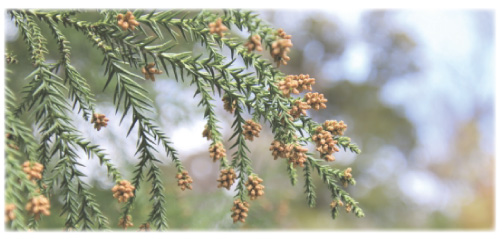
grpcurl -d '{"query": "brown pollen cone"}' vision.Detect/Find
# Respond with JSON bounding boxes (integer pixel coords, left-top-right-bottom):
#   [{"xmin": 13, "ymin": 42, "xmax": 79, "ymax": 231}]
[
  {"xmin": 230, "ymin": 199, "xmax": 250, "ymax": 223},
  {"xmin": 245, "ymin": 175, "xmax": 265, "ymax": 200},
  {"xmin": 22, "ymin": 161, "xmax": 44, "ymax": 181},
  {"xmin": 288, "ymin": 100, "xmax": 310, "ymax": 119},
  {"xmin": 243, "ymin": 120, "xmax": 262, "ymax": 141},
  {"xmin": 112, "ymin": 180, "xmax": 135, "ymax": 203},
  {"xmin": 209, "ymin": 18, "xmax": 228, "ymax": 38},
  {"xmin": 141, "ymin": 63, "xmax": 163, "ymax": 81},
  {"xmin": 5, "ymin": 203, "xmax": 16, "ymax": 223},
  {"xmin": 244, "ymin": 34, "xmax": 263, "ymax": 52},
  {"xmin": 25, "ymin": 195, "xmax": 50, "ymax": 220},
  {"xmin": 286, "ymin": 144, "xmax": 308, "ymax": 167},
  {"xmin": 91, "ymin": 113, "xmax": 109, "ymax": 131},
  {"xmin": 323, "ymin": 120, "xmax": 347, "ymax": 136},
  {"xmin": 304, "ymin": 92, "xmax": 327, "ymax": 110},
  {"xmin": 118, "ymin": 215, "xmax": 133, "ymax": 229},
  {"xmin": 217, "ymin": 168, "xmax": 236, "ymax": 190},
  {"xmin": 270, "ymin": 29, "xmax": 293, "ymax": 67},
  {"xmin": 270, "ymin": 140, "xmax": 288, "ymax": 160},
  {"xmin": 311, "ymin": 126, "xmax": 339, "ymax": 162},
  {"xmin": 209, "ymin": 142, "xmax": 226, "ymax": 162},
  {"xmin": 176, "ymin": 170, "xmax": 193, "ymax": 191},
  {"xmin": 222, "ymin": 94, "xmax": 237, "ymax": 113},
  {"xmin": 202, "ymin": 124, "xmax": 212, "ymax": 140},
  {"xmin": 117, "ymin": 11, "xmax": 140, "ymax": 31}
]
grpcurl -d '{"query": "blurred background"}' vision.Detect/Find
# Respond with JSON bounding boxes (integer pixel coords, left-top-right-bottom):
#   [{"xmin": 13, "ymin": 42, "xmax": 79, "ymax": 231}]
[{"xmin": 4, "ymin": 9, "xmax": 494, "ymax": 229}]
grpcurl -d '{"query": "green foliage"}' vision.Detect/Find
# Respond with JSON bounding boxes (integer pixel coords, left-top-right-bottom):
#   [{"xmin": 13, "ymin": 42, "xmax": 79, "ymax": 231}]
[{"xmin": 5, "ymin": 9, "xmax": 363, "ymax": 231}]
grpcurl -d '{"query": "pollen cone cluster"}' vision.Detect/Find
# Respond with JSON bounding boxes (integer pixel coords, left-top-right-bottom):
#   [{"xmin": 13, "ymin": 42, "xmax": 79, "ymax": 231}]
[
  {"xmin": 209, "ymin": 18, "xmax": 228, "ymax": 38},
  {"xmin": 141, "ymin": 63, "xmax": 162, "ymax": 81},
  {"xmin": 202, "ymin": 124, "xmax": 212, "ymax": 140},
  {"xmin": 117, "ymin": 11, "xmax": 140, "ymax": 31},
  {"xmin": 246, "ymin": 175, "xmax": 265, "ymax": 200},
  {"xmin": 25, "ymin": 195, "xmax": 50, "ymax": 220},
  {"xmin": 344, "ymin": 167, "xmax": 352, "ymax": 179},
  {"xmin": 91, "ymin": 113, "xmax": 109, "ymax": 131},
  {"xmin": 222, "ymin": 94, "xmax": 237, "ymax": 113},
  {"xmin": 312, "ymin": 126, "xmax": 339, "ymax": 162},
  {"xmin": 176, "ymin": 170, "xmax": 193, "ymax": 191},
  {"xmin": 209, "ymin": 142, "xmax": 226, "ymax": 162},
  {"xmin": 288, "ymin": 100, "xmax": 310, "ymax": 119},
  {"xmin": 217, "ymin": 168, "xmax": 236, "ymax": 190},
  {"xmin": 278, "ymin": 74, "xmax": 316, "ymax": 97},
  {"xmin": 118, "ymin": 215, "xmax": 133, "ymax": 229},
  {"xmin": 330, "ymin": 199, "xmax": 344, "ymax": 209},
  {"xmin": 270, "ymin": 140, "xmax": 288, "ymax": 160},
  {"xmin": 286, "ymin": 144, "xmax": 308, "ymax": 167},
  {"xmin": 270, "ymin": 29, "xmax": 293, "ymax": 67},
  {"xmin": 231, "ymin": 199, "xmax": 250, "ymax": 223},
  {"xmin": 243, "ymin": 120, "xmax": 262, "ymax": 141},
  {"xmin": 138, "ymin": 222, "xmax": 150, "ymax": 231},
  {"xmin": 112, "ymin": 180, "xmax": 135, "ymax": 203},
  {"xmin": 323, "ymin": 120, "xmax": 347, "ymax": 136},
  {"xmin": 5, "ymin": 204, "xmax": 16, "ymax": 223},
  {"xmin": 244, "ymin": 34, "xmax": 263, "ymax": 52},
  {"xmin": 304, "ymin": 92, "xmax": 327, "ymax": 110},
  {"xmin": 22, "ymin": 161, "xmax": 44, "ymax": 181}
]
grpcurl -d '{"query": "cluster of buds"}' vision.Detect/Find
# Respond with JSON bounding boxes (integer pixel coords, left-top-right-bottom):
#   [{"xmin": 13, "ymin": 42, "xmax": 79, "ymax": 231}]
[
  {"xmin": 222, "ymin": 94, "xmax": 237, "ymax": 113},
  {"xmin": 117, "ymin": 11, "xmax": 140, "ymax": 31},
  {"xmin": 270, "ymin": 140, "xmax": 288, "ymax": 160},
  {"xmin": 138, "ymin": 222, "xmax": 150, "ymax": 231},
  {"xmin": 323, "ymin": 120, "xmax": 347, "ymax": 136},
  {"xmin": 118, "ymin": 215, "xmax": 133, "ymax": 229},
  {"xmin": 270, "ymin": 29, "xmax": 293, "ymax": 67},
  {"xmin": 312, "ymin": 126, "xmax": 339, "ymax": 162},
  {"xmin": 141, "ymin": 63, "xmax": 163, "ymax": 81},
  {"xmin": 245, "ymin": 175, "xmax": 265, "ymax": 200},
  {"xmin": 176, "ymin": 170, "xmax": 193, "ymax": 191},
  {"xmin": 244, "ymin": 34, "xmax": 263, "ymax": 52},
  {"xmin": 209, "ymin": 142, "xmax": 226, "ymax": 162},
  {"xmin": 5, "ymin": 204, "xmax": 16, "ymax": 223},
  {"xmin": 230, "ymin": 199, "xmax": 250, "ymax": 223},
  {"xmin": 288, "ymin": 100, "xmax": 310, "ymax": 119},
  {"xmin": 216, "ymin": 168, "xmax": 236, "ymax": 190},
  {"xmin": 343, "ymin": 168, "xmax": 353, "ymax": 188},
  {"xmin": 112, "ymin": 180, "xmax": 135, "ymax": 203},
  {"xmin": 286, "ymin": 144, "xmax": 308, "ymax": 167},
  {"xmin": 209, "ymin": 18, "xmax": 228, "ymax": 38},
  {"xmin": 243, "ymin": 120, "xmax": 262, "ymax": 141},
  {"xmin": 330, "ymin": 199, "xmax": 344, "ymax": 209},
  {"xmin": 277, "ymin": 74, "xmax": 316, "ymax": 97},
  {"xmin": 304, "ymin": 92, "xmax": 328, "ymax": 110},
  {"xmin": 91, "ymin": 113, "xmax": 109, "ymax": 131},
  {"xmin": 202, "ymin": 124, "xmax": 212, "ymax": 140},
  {"xmin": 22, "ymin": 161, "xmax": 44, "ymax": 181},
  {"xmin": 25, "ymin": 195, "xmax": 50, "ymax": 220}
]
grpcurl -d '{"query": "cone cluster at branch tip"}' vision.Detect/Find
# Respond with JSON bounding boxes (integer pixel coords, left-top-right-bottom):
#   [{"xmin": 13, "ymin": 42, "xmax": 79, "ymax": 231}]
[
  {"xmin": 312, "ymin": 126, "xmax": 339, "ymax": 162},
  {"xmin": 139, "ymin": 222, "xmax": 150, "ymax": 231},
  {"xmin": 244, "ymin": 34, "xmax": 263, "ymax": 52},
  {"xmin": 209, "ymin": 142, "xmax": 226, "ymax": 162},
  {"xmin": 323, "ymin": 120, "xmax": 347, "ymax": 136},
  {"xmin": 344, "ymin": 167, "xmax": 352, "ymax": 179},
  {"xmin": 91, "ymin": 113, "xmax": 109, "ymax": 131},
  {"xmin": 22, "ymin": 161, "xmax": 44, "ymax": 181},
  {"xmin": 278, "ymin": 74, "xmax": 316, "ymax": 97},
  {"xmin": 209, "ymin": 18, "xmax": 228, "ymax": 38},
  {"xmin": 287, "ymin": 144, "xmax": 308, "ymax": 167},
  {"xmin": 25, "ymin": 195, "xmax": 50, "ymax": 220},
  {"xmin": 304, "ymin": 92, "xmax": 328, "ymax": 110},
  {"xmin": 117, "ymin": 11, "xmax": 140, "ymax": 31},
  {"xmin": 270, "ymin": 140, "xmax": 288, "ymax": 160},
  {"xmin": 176, "ymin": 170, "xmax": 193, "ymax": 191},
  {"xmin": 222, "ymin": 94, "xmax": 237, "ymax": 113},
  {"xmin": 118, "ymin": 215, "xmax": 133, "ymax": 229},
  {"xmin": 202, "ymin": 124, "xmax": 212, "ymax": 140},
  {"xmin": 330, "ymin": 199, "xmax": 344, "ymax": 209},
  {"xmin": 217, "ymin": 168, "xmax": 236, "ymax": 190},
  {"xmin": 5, "ymin": 204, "xmax": 16, "ymax": 223},
  {"xmin": 141, "ymin": 63, "xmax": 163, "ymax": 81},
  {"xmin": 112, "ymin": 180, "xmax": 135, "ymax": 203},
  {"xmin": 243, "ymin": 120, "xmax": 262, "ymax": 141},
  {"xmin": 289, "ymin": 100, "xmax": 310, "ymax": 119},
  {"xmin": 246, "ymin": 175, "xmax": 265, "ymax": 200},
  {"xmin": 270, "ymin": 29, "xmax": 293, "ymax": 67},
  {"xmin": 231, "ymin": 200, "xmax": 250, "ymax": 223}
]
